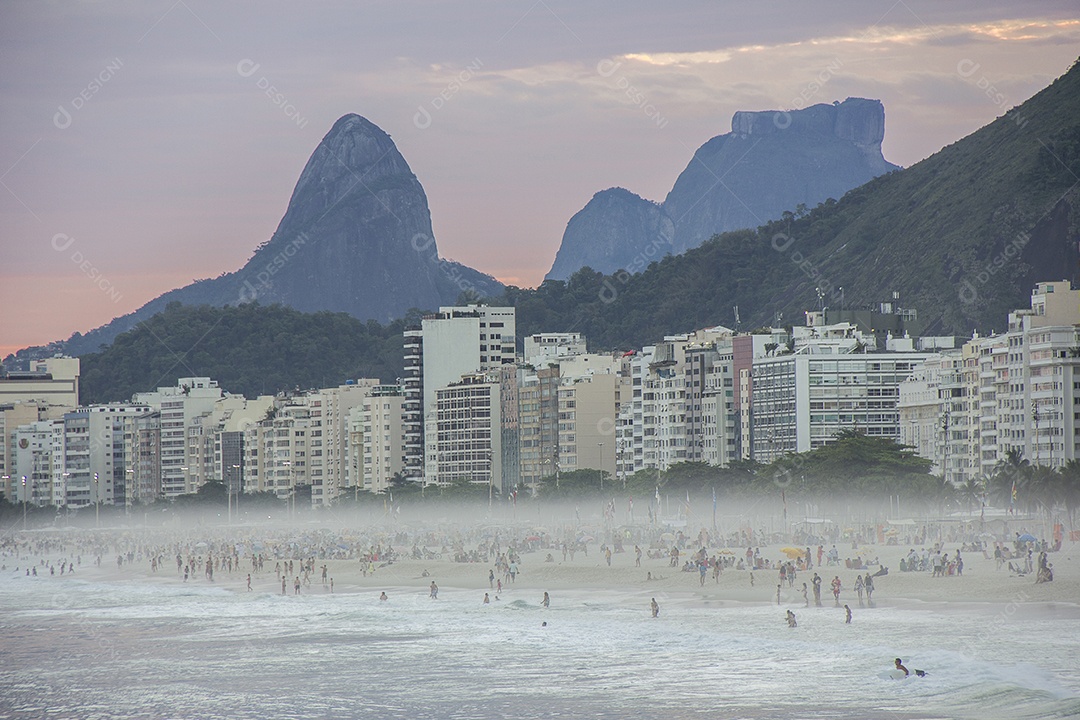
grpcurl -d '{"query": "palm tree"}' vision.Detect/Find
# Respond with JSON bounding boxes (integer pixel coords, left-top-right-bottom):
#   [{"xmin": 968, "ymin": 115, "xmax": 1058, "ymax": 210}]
[
  {"xmin": 1057, "ymin": 460, "xmax": 1080, "ymax": 531},
  {"xmin": 957, "ymin": 476, "xmax": 985, "ymax": 515},
  {"xmin": 988, "ymin": 450, "xmax": 1030, "ymax": 509}
]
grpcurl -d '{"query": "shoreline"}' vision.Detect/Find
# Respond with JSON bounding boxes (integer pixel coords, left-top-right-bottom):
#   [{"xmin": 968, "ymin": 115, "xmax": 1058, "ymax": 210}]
[{"xmin": 13, "ymin": 541, "xmax": 1076, "ymax": 615}]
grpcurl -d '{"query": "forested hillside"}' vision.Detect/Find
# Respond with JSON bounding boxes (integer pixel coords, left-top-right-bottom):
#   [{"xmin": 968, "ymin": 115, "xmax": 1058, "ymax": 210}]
[{"xmin": 79, "ymin": 303, "xmax": 405, "ymax": 403}]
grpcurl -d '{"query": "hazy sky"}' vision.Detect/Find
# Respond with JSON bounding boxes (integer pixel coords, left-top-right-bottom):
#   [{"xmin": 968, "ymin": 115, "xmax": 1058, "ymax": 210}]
[{"xmin": 2, "ymin": 1, "xmax": 1078, "ymax": 357}]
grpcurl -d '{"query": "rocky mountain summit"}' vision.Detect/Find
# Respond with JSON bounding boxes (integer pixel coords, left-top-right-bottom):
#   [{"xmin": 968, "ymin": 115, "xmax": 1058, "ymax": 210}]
[
  {"xmin": 545, "ymin": 98, "xmax": 898, "ymax": 280},
  {"xmin": 38, "ymin": 114, "xmax": 502, "ymax": 357}
]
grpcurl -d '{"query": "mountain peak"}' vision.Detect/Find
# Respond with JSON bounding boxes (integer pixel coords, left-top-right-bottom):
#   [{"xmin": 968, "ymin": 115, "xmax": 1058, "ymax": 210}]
[
  {"xmin": 27, "ymin": 114, "xmax": 502, "ymax": 358},
  {"xmin": 546, "ymin": 98, "xmax": 898, "ymax": 280}
]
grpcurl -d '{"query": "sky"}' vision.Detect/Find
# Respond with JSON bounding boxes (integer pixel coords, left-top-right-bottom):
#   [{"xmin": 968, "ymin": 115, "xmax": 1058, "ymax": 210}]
[{"xmin": 1, "ymin": 1, "xmax": 1079, "ymax": 358}]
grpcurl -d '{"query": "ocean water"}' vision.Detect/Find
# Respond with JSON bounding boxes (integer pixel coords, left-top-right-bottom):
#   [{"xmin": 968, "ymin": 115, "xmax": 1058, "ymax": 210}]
[{"xmin": 0, "ymin": 573, "xmax": 1077, "ymax": 720}]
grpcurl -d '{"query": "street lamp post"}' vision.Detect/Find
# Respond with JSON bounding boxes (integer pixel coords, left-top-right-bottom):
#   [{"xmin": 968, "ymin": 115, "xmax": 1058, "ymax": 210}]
[
  {"xmin": 93, "ymin": 472, "xmax": 100, "ymax": 528},
  {"xmin": 230, "ymin": 463, "xmax": 240, "ymax": 524},
  {"xmin": 597, "ymin": 442, "xmax": 604, "ymax": 492},
  {"xmin": 125, "ymin": 468, "xmax": 133, "ymax": 520},
  {"xmin": 1031, "ymin": 401, "xmax": 1040, "ymax": 468},
  {"xmin": 21, "ymin": 475, "xmax": 28, "ymax": 531}
]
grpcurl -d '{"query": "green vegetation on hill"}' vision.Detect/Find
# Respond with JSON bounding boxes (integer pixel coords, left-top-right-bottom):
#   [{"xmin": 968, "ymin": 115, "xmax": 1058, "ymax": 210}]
[
  {"xmin": 79, "ymin": 302, "xmax": 405, "ymax": 403},
  {"xmin": 496, "ymin": 59, "xmax": 1080, "ymax": 344}
]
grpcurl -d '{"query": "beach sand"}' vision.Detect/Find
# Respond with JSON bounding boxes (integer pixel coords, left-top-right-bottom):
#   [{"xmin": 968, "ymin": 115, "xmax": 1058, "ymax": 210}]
[{"xmin": 50, "ymin": 536, "xmax": 1080, "ymax": 612}]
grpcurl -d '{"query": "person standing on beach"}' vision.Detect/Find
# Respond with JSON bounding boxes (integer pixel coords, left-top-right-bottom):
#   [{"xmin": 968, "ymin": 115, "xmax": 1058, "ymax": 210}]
[
  {"xmin": 281, "ymin": 577, "xmax": 286, "ymax": 595},
  {"xmin": 246, "ymin": 574, "xmax": 252, "ymax": 591},
  {"xmin": 294, "ymin": 577, "xmax": 301, "ymax": 595},
  {"xmin": 776, "ymin": 584, "xmax": 782, "ymax": 605},
  {"xmin": 430, "ymin": 581, "xmax": 439, "ymax": 599},
  {"xmin": 650, "ymin": 598, "xmax": 659, "ymax": 618},
  {"xmin": 542, "ymin": 591, "xmax": 550, "ymax": 608},
  {"xmin": 635, "ymin": 545, "xmax": 642, "ymax": 567},
  {"xmin": 844, "ymin": 604, "xmax": 852, "ymax": 623},
  {"xmin": 864, "ymin": 573, "xmax": 874, "ymax": 602},
  {"xmin": 802, "ymin": 583, "xmax": 808, "ymax": 606},
  {"xmin": 489, "ymin": 569, "xmax": 494, "ymax": 588},
  {"xmin": 831, "ymin": 576, "xmax": 842, "ymax": 605},
  {"xmin": 812, "ymin": 574, "xmax": 822, "ymax": 606},
  {"xmin": 854, "ymin": 575, "xmax": 864, "ymax": 603}
]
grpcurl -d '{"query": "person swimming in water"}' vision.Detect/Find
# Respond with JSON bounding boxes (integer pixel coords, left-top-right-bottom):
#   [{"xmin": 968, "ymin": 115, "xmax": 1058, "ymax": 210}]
[{"xmin": 894, "ymin": 658, "xmax": 926, "ymax": 677}]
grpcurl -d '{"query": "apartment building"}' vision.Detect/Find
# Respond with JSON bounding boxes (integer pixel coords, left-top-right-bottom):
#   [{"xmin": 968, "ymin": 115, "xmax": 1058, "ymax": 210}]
[{"xmin": 403, "ymin": 305, "xmax": 516, "ymax": 484}]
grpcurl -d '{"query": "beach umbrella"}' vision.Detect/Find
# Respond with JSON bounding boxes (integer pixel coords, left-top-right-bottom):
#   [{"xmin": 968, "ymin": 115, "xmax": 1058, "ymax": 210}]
[
  {"xmin": 1017, "ymin": 533, "xmax": 1037, "ymax": 543},
  {"xmin": 780, "ymin": 547, "xmax": 804, "ymax": 558},
  {"xmin": 660, "ymin": 532, "xmax": 675, "ymax": 543}
]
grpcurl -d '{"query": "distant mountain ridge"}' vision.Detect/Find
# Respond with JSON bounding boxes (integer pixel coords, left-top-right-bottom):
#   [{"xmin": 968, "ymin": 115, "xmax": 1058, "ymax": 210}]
[
  {"xmin": 546, "ymin": 97, "xmax": 899, "ymax": 281},
  {"xmin": 9, "ymin": 114, "xmax": 502, "ymax": 360},
  {"xmin": 507, "ymin": 60, "xmax": 1080, "ymax": 348}
]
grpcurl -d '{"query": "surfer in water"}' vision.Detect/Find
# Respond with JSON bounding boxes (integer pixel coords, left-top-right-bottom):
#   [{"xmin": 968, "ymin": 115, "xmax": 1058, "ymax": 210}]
[{"xmin": 894, "ymin": 658, "xmax": 927, "ymax": 677}]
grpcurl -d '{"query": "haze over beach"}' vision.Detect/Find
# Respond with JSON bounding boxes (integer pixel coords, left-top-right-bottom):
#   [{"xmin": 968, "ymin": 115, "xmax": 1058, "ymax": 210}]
[
  {"xmin": 2, "ymin": 499, "xmax": 1079, "ymax": 719},
  {"xmin": 2, "ymin": 1, "xmax": 1080, "ymax": 354}
]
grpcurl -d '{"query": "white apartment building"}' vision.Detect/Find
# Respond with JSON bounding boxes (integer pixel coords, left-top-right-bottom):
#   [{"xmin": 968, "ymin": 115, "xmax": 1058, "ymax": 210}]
[
  {"xmin": 701, "ymin": 346, "xmax": 738, "ymax": 468},
  {"xmin": 0, "ymin": 357, "xmax": 80, "ymax": 411},
  {"xmin": 556, "ymin": 372, "xmax": 620, "ymax": 485},
  {"xmin": 404, "ymin": 306, "xmax": 516, "ymax": 485},
  {"xmin": 751, "ymin": 350, "xmax": 932, "ymax": 463},
  {"xmin": 900, "ymin": 281, "xmax": 1080, "ymax": 479},
  {"xmin": 518, "ymin": 366, "xmax": 560, "ymax": 491},
  {"xmin": 433, "ymin": 373, "xmax": 502, "ymax": 490},
  {"xmin": 305, "ymin": 382, "xmax": 378, "ymax": 505},
  {"xmin": 134, "ymin": 378, "xmax": 223, "ymax": 497},
  {"xmin": 524, "ymin": 332, "xmax": 587, "ymax": 367},
  {"xmin": 1, "ymin": 401, "xmax": 53, "ymax": 500},
  {"xmin": 60, "ymin": 404, "xmax": 152, "ymax": 507},
  {"xmin": 348, "ymin": 386, "xmax": 405, "ymax": 495},
  {"xmin": 9, "ymin": 419, "xmax": 62, "ymax": 506}
]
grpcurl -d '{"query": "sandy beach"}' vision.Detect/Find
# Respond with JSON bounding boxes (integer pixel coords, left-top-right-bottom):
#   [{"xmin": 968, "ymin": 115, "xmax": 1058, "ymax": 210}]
[{"xmin": 17, "ymin": 529, "xmax": 1077, "ymax": 613}]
